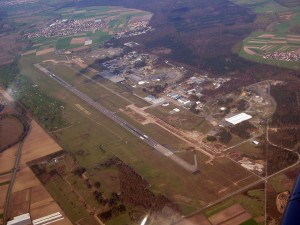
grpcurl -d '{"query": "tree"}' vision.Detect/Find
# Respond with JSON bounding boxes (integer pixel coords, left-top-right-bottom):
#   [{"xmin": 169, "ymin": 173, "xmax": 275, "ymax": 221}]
[
  {"xmin": 94, "ymin": 181, "xmax": 101, "ymax": 189},
  {"xmin": 207, "ymin": 135, "xmax": 217, "ymax": 142},
  {"xmin": 219, "ymin": 128, "xmax": 232, "ymax": 144}
]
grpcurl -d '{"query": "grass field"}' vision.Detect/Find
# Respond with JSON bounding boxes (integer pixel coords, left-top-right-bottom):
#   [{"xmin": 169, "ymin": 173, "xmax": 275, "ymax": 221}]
[
  {"xmin": 231, "ymin": 0, "xmax": 288, "ymax": 13},
  {"xmin": 17, "ymin": 51, "xmax": 261, "ymax": 218},
  {"xmin": 203, "ymin": 185, "xmax": 264, "ymax": 225},
  {"xmin": 56, "ymin": 36, "xmax": 85, "ymax": 50},
  {"xmin": 26, "ymin": 5, "xmax": 152, "ymax": 52},
  {"xmin": 232, "ymin": 0, "xmax": 300, "ymax": 70},
  {"xmin": 228, "ymin": 141, "xmax": 264, "ymax": 159},
  {"xmin": 45, "ymin": 175, "xmax": 92, "ymax": 223},
  {"xmin": 146, "ymin": 105, "xmax": 205, "ymax": 131}
]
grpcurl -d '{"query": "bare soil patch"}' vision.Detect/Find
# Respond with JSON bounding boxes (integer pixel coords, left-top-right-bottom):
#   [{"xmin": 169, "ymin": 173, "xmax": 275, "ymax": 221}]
[
  {"xmin": 70, "ymin": 46, "xmax": 89, "ymax": 52},
  {"xmin": 0, "ymin": 116, "xmax": 24, "ymax": 151},
  {"xmin": 0, "ymin": 118, "xmax": 72, "ymax": 224},
  {"xmin": 244, "ymin": 47, "xmax": 257, "ymax": 55},
  {"xmin": 70, "ymin": 37, "xmax": 85, "ymax": 45},
  {"xmin": 36, "ymin": 48, "xmax": 55, "ymax": 56},
  {"xmin": 0, "ymin": 184, "xmax": 9, "ymax": 214},
  {"xmin": 269, "ymin": 41, "xmax": 287, "ymax": 44},
  {"xmin": 175, "ymin": 213, "xmax": 211, "ymax": 225},
  {"xmin": 287, "ymin": 38, "xmax": 300, "ymax": 42},
  {"xmin": 208, "ymin": 204, "xmax": 251, "ymax": 225},
  {"xmin": 20, "ymin": 120, "xmax": 62, "ymax": 164},
  {"xmin": 0, "ymin": 145, "xmax": 18, "ymax": 174},
  {"xmin": 0, "ymin": 173, "xmax": 11, "ymax": 184},
  {"xmin": 258, "ymin": 34, "xmax": 275, "ymax": 38},
  {"xmin": 7, "ymin": 189, "xmax": 30, "ymax": 218},
  {"xmin": 295, "ymin": 48, "xmax": 300, "ymax": 54},
  {"xmin": 276, "ymin": 191, "xmax": 289, "ymax": 214}
]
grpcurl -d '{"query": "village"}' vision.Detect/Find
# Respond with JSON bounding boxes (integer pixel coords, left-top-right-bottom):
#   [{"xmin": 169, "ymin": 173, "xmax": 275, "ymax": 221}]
[
  {"xmin": 263, "ymin": 51, "xmax": 300, "ymax": 61},
  {"xmin": 25, "ymin": 19, "xmax": 105, "ymax": 38},
  {"xmin": 114, "ymin": 21, "xmax": 154, "ymax": 39},
  {"xmin": 0, "ymin": 0, "xmax": 37, "ymax": 7}
]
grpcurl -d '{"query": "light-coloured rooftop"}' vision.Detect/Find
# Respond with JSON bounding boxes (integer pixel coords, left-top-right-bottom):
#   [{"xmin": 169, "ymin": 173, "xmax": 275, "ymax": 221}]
[{"xmin": 225, "ymin": 113, "xmax": 252, "ymax": 125}]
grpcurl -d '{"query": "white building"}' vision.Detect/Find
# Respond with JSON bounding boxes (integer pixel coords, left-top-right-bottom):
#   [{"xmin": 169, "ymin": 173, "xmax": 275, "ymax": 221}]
[
  {"xmin": 7, "ymin": 213, "xmax": 31, "ymax": 225},
  {"xmin": 225, "ymin": 113, "xmax": 252, "ymax": 125}
]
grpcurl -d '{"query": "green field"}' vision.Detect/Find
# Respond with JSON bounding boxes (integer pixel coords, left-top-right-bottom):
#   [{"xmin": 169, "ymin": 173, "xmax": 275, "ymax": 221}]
[
  {"xmin": 232, "ymin": 0, "xmax": 300, "ymax": 70},
  {"xmin": 56, "ymin": 36, "xmax": 85, "ymax": 50},
  {"xmin": 27, "ymin": 5, "xmax": 152, "ymax": 51},
  {"xmin": 15, "ymin": 52, "xmax": 260, "ymax": 220},
  {"xmin": 146, "ymin": 104, "xmax": 205, "ymax": 131},
  {"xmin": 231, "ymin": 0, "xmax": 288, "ymax": 13},
  {"xmin": 203, "ymin": 185, "xmax": 264, "ymax": 225}
]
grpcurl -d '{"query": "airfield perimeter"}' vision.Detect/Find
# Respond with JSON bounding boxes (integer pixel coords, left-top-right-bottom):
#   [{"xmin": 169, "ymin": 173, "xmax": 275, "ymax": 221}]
[{"xmin": 1, "ymin": 1, "xmax": 300, "ymax": 225}]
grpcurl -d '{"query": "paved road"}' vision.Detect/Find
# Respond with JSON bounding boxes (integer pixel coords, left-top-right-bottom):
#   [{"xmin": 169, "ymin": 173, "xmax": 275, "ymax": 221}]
[
  {"xmin": 3, "ymin": 140, "xmax": 25, "ymax": 225},
  {"xmin": 35, "ymin": 64, "xmax": 198, "ymax": 173}
]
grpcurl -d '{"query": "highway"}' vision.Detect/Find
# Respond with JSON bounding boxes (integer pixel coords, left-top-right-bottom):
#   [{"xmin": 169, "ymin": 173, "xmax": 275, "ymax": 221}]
[{"xmin": 35, "ymin": 64, "xmax": 198, "ymax": 173}]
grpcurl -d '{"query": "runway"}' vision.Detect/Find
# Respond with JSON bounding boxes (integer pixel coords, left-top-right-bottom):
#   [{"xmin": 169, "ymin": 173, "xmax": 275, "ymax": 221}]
[{"xmin": 35, "ymin": 64, "xmax": 198, "ymax": 173}]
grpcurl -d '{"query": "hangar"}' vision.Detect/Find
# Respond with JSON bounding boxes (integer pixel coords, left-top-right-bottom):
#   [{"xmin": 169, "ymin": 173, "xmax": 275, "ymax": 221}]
[{"xmin": 225, "ymin": 113, "xmax": 252, "ymax": 125}]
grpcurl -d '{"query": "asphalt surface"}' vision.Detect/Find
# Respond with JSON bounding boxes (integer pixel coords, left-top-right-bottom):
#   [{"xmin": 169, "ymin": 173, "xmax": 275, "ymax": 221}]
[
  {"xmin": 3, "ymin": 140, "xmax": 25, "ymax": 225},
  {"xmin": 35, "ymin": 64, "xmax": 198, "ymax": 173}
]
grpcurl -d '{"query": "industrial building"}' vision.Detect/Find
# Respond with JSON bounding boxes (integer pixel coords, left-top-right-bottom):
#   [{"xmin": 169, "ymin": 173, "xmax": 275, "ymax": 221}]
[
  {"xmin": 225, "ymin": 113, "xmax": 252, "ymax": 125},
  {"xmin": 7, "ymin": 213, "xmax": 31, "ymax": 225}
]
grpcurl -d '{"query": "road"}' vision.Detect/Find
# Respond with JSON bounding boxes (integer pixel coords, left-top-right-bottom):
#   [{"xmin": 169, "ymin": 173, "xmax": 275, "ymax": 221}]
[
  {"xmin": 3, "ymin": 140, "xmax": 25, "ymax": 225},
  {"xmin": 173, "ymin": 156, "xmax": 300, "ymax": 225},
  {"xmin": 35, "ymin": 64, "xmax": 198, "ymax": 173}
]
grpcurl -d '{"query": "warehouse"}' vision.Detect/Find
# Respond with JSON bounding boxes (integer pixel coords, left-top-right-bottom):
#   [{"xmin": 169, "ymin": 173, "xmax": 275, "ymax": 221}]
[
  {"xmin": 225, "ymin": 113, "xmax": 252, "ymax": 125},
  {"xmin": 7, "ymin": 213, "xmax": 31, "ymax": 225}
]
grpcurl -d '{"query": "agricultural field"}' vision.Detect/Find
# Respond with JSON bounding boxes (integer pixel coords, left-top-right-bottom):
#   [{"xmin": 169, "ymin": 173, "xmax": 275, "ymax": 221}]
[
  {"xmin": 12, "ymin": 49, "xmax": 262, "ymax": 224},
  {"xmin": 236, "ymin": 0, "xmax": 300, "ymax": 70},
  {"xmin": 25, "ymin": 6, "xmax": 152, "ymax": 52},
  {"xmin": 1, "ymin": 0, "xmax": 300, "ymax": 224},
  {"xmin": 240, "ymin": 32, "xmax": 300, "ymax": 69},
  {"xmin": 0, "ymin": 114, "xmax": 73, "ymax": 225},
  {"xmin": 0, "ymin": 115, "xmax": 24, "ymax": 151}
]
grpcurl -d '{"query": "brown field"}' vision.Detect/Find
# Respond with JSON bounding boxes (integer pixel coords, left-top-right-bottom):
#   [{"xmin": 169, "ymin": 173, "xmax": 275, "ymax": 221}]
[
  {"xmin": 0, "ymin": 173, "xmax": 11, "ymax": 183},
  {"xmin": 287, "ymin": 38, "xmax": 300, "ymax": 42},
  {"xmin": 0, "ymin": 116, "xmax": 24, "ymax": 150},
  {"xmin": 208, "ymin": 204, "xmax": 251, "ymax": 225},
  {"xmin": 175, "ymin": 213, "xmax": 211, "ymax": 225},
  {"xmin": 20, "ymin": 121, "xmax": 61, "ymax": 164},
  {"xmin": 258, "ymin": 34, "xmax": 275, "ymax": 38},
  {"xmin": 287, "ymin": 35, "xmax": 300, "ymax": 38},
  {"xmin": 22, "ymin": 50, "xmax": 37, "ymax": 56},
  {"xmin": 75, "ymin": 104, "xmax": 91, "ymax": 115},
  {"xmin": 70, "ymin": 46, "xmax": 89, "ymax": 52},
  {"xmin": 36, "ymin": 48, "xmax": 55, "ymax": 56},
  {"xmin": 128, "ymin": 14, "xmax": 152, "ymax": 23},
  {"xmin": 0, "ymin": 145, "xmax": 18, "ymax": 173},
  {"xmin": 70, "ymin": 37, "xmax": 85, "ymax": 45},
  {"xmin": 270, "ymin": 40, "xmax": 287, "ymax": 44},
  {"xmin": 295, "ymin": 48, "xmax": 300, "ymax": 54},
  {"xmin": 7, "ymin": 189, "xmax": 30, "ymax": 218},
  {"xmin": 0, "ymin": 185, "xmax": 9, "ymax": 213},
  {"xmin": 243, "ymin": 47, "xmax": 257, "ymax": 55},
  {"xmin": 12, "ymin": 166, "xmax": 40, "ymax": 193},
  {"xmin": 0, "ymin": 119, "xmax": 72, "ymax": 224}
]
